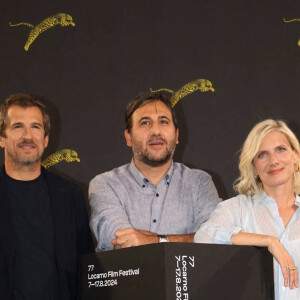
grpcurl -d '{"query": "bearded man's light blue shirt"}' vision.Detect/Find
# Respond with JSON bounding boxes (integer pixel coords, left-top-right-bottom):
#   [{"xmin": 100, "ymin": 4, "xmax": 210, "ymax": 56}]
[{"xmin": 89, "ymin": 160, "xmax": 221, "ymax": 251}]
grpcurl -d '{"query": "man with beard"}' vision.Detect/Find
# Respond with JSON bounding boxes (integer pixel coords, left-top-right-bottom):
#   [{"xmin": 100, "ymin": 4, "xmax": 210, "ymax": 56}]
[
  {"xmin": 89, "ymin": 92, "xmax": 220, "ymax": 251},
  {"xmin": 0, "ymin": 94, "xmax": 93, "ymax": 300}
]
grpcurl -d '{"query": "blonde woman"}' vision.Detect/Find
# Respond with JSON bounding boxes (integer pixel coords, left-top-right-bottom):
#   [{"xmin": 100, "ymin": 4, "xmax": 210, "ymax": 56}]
[{"xmin": 195, "ymin": 119, "xmax": 300, "ymax": 300}]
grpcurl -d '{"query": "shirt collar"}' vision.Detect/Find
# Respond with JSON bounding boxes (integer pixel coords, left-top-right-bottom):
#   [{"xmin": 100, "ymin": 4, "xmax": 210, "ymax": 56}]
[
  {"xmin": 255, "ymin": 191, "xmax": 268, "ymax": 203},
  {"xmin": 129, "ymin": 159, "xmax": 173, "ymax": 188},
  {"xmin": 257, "ymin": 191, "xmax": 300, "ymax": 207}
]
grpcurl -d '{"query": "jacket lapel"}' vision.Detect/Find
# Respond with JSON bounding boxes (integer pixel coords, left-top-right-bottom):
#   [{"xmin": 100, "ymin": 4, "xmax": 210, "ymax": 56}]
[{"xmin": 42, "ymin": 168, "xmax": 74, "ymax": 272}]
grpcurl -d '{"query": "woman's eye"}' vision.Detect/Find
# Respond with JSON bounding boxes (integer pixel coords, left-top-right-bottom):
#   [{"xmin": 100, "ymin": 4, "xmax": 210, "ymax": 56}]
[
  {"xmin": 277, "ymin": 147, "xmax": 286, "ymax": 152},
  {"xmin": 257, "ymin": 152, "xmax": 266, "ymax": 158}
]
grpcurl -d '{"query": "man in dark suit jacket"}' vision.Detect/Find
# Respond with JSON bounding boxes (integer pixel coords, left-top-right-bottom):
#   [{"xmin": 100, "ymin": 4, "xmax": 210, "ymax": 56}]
[{"xmin": 0, "ymin": 94, "xmax": 93, "ymax": 300}]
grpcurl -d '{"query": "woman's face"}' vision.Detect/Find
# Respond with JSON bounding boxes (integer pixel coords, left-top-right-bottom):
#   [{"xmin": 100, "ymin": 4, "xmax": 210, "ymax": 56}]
[{"xmin": 253, "ymin": 131, "xmax": 299, "ymax": 192}]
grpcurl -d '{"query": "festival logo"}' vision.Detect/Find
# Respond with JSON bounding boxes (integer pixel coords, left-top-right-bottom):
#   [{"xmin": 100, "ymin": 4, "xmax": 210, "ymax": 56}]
[
  {"xmin": 151, "ymin": 79, "xmax": 215, "ymax": 107},
  {"xmin": 42, "ymin": 149, "xmax": 80, "ymax": 169},
  {"xmin": 9, "ymin": 13, "xmax": 75, "ymax": 51}
]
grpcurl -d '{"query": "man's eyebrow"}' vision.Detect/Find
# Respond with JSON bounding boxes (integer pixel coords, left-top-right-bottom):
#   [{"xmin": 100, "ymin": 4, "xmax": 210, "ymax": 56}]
[
  {"xmin": 138, "ymin": 115, "xmax": 170, "ymax": 122},
  {"xmin": 10, "ymin": 121, "xmax": 43, "ymax": 128},
  {"xmin": 138, "ymin": 116, "xmax": 151, "ymax": 122},
  {"xmin": 32, "ymin": 122, "xmax": 42, "ymax": 126},
  {"xmin": 10, "ymin": 121, "xmax": 23, "ymax": 127}
]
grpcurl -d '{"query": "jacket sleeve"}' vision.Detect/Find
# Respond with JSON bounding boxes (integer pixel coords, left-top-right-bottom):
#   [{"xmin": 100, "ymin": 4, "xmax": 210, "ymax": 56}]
[{"xmin": 74, "ymin": 186, "xmax": 94, "ymax": 300}]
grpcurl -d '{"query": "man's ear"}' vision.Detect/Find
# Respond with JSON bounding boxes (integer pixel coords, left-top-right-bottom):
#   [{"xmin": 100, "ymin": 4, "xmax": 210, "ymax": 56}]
[
  {"xmin": 44, "ymin": 135, "xmax": 49, "ymax": 149},
  {"xmin": 124, "ymin": 130, "xmax": 132, "ymax": 147},
  {"xmin": 0, "ymin": 135, "xmax": 5, "ymax": 149},
  {"xmin": 175, "ymin": 128, "xmax": 179, "ymax": 145}
]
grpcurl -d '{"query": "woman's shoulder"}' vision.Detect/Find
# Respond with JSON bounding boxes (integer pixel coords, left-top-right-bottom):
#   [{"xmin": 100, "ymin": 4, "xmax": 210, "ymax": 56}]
[
  {"xmin": 222, "ymin": 194, "xmax": 249, "ymax": 204},
  {"xmin": 219, "ymin": 194, "xmax": 257, "ymax": 210}
]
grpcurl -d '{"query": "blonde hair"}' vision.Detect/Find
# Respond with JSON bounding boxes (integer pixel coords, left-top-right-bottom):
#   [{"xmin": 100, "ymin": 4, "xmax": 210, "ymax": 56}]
[{"xmin": 234, "ymin": 119, "xmax": 300, "ymax": 196}]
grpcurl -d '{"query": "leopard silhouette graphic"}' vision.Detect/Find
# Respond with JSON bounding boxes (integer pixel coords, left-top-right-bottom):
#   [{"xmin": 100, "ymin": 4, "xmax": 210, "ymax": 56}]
[
  {"xmin": 9, "ymin": 13, "xmax": 75, "ymax": 51},
  {"xmin": 151, "ymin": 79, "xmax": 215, "ymax": 107},
  {"xmin": 42, "ymin": 149, "xmax": 80, "ymax": 169}
]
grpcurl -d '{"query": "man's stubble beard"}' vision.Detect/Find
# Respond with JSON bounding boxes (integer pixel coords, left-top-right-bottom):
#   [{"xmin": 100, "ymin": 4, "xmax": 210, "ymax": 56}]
[
  {"xmin": 7, "ymin": 138, "xmax": 43, "ymax": 168},
  {"xmin": 132, "ymin": 136, "xmax": 177, "ymax": 167}
]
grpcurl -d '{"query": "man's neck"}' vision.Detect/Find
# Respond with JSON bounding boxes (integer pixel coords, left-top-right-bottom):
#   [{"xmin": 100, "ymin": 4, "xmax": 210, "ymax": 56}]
[
  {"xmin": 4, "ymin": 160, "xmax": 42, "ymax": 181},
  {"xmin": 134, "ymin": 158, "xmax": 172, "ymax": 186}
]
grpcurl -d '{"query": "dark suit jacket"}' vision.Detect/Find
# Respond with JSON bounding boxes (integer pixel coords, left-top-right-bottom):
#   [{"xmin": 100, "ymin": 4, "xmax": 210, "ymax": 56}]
[{"xmin": 0, "ymin": 167, "xmax": 94, "ymax": 300}]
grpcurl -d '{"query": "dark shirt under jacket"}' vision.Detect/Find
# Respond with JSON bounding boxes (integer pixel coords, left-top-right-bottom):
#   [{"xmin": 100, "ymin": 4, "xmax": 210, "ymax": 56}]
[
  {"xmin": 7, "ymin": 174, "xmax": 59, "ymax": 300},
  {"xmin": 0, "ymin": 167, "xmax": 94, "ymax": 300}
]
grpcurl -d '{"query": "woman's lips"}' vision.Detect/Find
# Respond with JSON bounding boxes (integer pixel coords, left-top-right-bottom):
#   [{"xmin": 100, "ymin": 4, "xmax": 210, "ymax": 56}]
[{"xmin": 268, "ymin": 168, "xmax": 283, "ymax": 175}]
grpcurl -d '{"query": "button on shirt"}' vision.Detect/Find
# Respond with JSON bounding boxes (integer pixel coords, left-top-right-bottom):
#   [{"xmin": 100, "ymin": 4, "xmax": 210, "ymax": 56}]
[
  {"xmin": 194, "ymin": 193, "xmax": 300, "ymax": 300},
  {"xmin": 89, "ymin": 160, "xmax": 220, "ymax": 251}
]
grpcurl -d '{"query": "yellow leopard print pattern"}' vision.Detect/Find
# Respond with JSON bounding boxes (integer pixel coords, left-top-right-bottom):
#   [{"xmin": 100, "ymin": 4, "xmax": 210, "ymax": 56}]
[
  {"xmin": 283, "ymin": 18, "xmax": 300, "ymax": 46},
  {"xmin": 9, "ymin": 13, "xmax": 75, "ymax": 51},
  {"xmin": 41, "ymin": 149, "xmax": 80, "ymax": 169},
  {"xmin": 151, "ymin": 79, "xmax": 215, "ymax": 107}
]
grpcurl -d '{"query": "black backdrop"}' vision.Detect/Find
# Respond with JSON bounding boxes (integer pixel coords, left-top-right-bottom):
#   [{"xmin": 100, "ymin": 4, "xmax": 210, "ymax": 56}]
[{"xmin": 1, "ymin": 0, "xmax": 300, "ymax": 201}]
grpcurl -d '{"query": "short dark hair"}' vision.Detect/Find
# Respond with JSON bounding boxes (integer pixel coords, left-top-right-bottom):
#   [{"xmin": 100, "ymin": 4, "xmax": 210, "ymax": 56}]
[
  {"xmin": 125, "ymin": 91, "xmax": 178, "ymax": 133},
  {"xmin": 0, "ymin": 94, "xmax": 50, "ymax": 137}
]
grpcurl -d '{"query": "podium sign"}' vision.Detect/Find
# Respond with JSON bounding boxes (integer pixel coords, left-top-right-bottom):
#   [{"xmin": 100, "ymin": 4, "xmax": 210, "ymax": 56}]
[{"xmin": 82, "ymin": 243, "xmax": 274, "ymax": 300}]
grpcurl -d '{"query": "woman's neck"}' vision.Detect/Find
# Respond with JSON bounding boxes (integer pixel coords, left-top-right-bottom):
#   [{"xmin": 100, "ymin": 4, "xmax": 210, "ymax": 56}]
[{"xmin": 264, "ymin": 183, "xmax": 295, "ymax": 208}]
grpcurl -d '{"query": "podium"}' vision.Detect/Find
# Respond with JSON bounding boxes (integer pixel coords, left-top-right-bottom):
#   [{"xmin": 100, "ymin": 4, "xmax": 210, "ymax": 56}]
[{"xmin": 82, "ymin": 243, "xmax": 274, "ymax": 300}]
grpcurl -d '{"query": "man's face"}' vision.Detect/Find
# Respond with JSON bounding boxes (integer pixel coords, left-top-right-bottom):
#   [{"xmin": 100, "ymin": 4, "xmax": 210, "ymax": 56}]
[
  {"xmin": 125, "ymin": 100, "xmax": 178, "ymax": 167},
  {"xmin": 0, "ymin": 105, "xmax": 48, "ymax": 167}
]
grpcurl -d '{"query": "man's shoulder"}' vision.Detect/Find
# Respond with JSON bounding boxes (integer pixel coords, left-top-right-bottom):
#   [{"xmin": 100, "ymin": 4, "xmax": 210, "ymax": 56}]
[
  {"xmin": 42, "ymin": 168, "xmax": 82, "ymax": 194},
  {"xmin": 89, "ymin": 163, "xmax": 130, "ymax": 185},
  {"xmin": 173, "ymin": 162, "xmax": 212, "ymax": 180}
]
